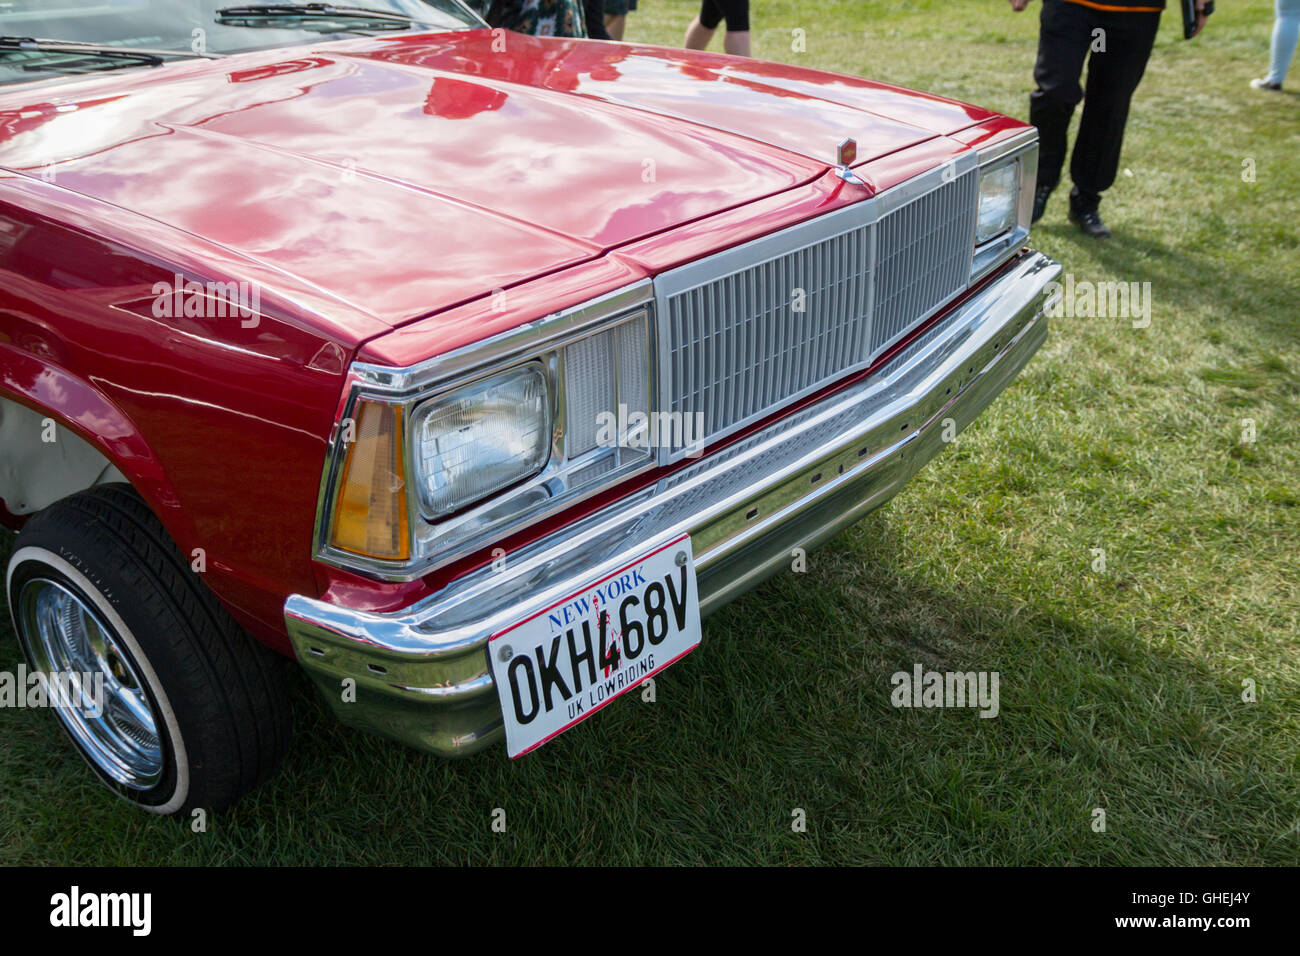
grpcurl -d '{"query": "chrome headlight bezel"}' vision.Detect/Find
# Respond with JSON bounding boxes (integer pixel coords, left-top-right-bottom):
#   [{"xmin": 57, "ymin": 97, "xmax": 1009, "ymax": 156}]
[
  {"xmin": 312, "ymin": 282, "xmax": 659, "ymax": 581},
  {"xmin": 971, "ymin": 131, "xmax": 1038, "ymax": 282}
]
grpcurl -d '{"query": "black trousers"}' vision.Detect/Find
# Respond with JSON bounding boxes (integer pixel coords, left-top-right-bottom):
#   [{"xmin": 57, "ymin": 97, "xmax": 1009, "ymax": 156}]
[{"xmin": 1029, "ymin": 0, "xmax": 1161, "ymax": 210}]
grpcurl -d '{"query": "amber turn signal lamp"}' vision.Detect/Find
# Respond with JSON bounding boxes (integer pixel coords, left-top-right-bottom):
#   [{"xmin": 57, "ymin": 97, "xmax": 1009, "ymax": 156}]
[{"xmin": 329, "ymin": 401, "xmax": 410, "ymax": 561}]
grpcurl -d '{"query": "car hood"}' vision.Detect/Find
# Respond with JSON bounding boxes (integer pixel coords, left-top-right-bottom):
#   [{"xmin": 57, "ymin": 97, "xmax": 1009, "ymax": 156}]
[{"xmin": 0, "ymin": 30, "xmax": 995, "ymax": 334}]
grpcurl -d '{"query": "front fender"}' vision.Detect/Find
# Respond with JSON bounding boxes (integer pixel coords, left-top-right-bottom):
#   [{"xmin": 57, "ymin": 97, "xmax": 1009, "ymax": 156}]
[{"xmin": 0, "ymin": 345, "xmax": 184, "ymax": 537}]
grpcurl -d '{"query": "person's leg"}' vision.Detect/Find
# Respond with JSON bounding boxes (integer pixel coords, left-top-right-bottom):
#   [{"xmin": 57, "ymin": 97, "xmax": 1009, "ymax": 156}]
[
  {"xmin": 1069, "ymin": 9, "xmax": 1161, "ymax": 212},
  {"xmin": 723, "ymin": 32, "xmax": 751, "ymax": 56},
  {"xmin": 684, "ymin": 18, "xmax": 715, "ymax": 49},
  {"xmin": 685, "ymin": 0, "xmax": 722, "ymax": 50},
  {"xmin": 721, "ymin": 0, "xmax": 751, "ymax": 57},
  {"xmin": 604, "ymin": 0, "xmax": 631, "ymax": 41},
  {"xmin": 1029, "ymin": 0, "xmax": 1093, "ymax": 197},
  {"xmin": 1266, "ymin": 0, "xmax": 1300, "ymax": 85},
  {"xmin": 583, "ymin": 0, "xmax": 612, "ymax": 39}
]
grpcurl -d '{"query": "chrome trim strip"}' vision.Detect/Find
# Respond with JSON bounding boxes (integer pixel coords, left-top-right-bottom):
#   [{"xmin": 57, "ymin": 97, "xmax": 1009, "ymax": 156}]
[
  {"xmin": 975, "ymin": 127, "xmax": 1038, "ymax": 169},
  {"xmin": 350, "ymin": 280, "xmax": 654, "ymax": 396}
]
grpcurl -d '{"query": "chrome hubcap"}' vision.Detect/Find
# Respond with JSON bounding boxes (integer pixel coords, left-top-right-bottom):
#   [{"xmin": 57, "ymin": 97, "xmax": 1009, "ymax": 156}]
[{"xmin": 17, "ymin": 578, "xmax": 163, "ymax": 789}]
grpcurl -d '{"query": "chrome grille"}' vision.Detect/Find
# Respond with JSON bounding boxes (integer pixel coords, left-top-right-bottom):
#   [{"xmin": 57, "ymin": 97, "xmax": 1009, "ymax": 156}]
[
  {"xmin": 873, "ymin": 170, "xmax": 979, "ymax": 353},
  {"xmin": 659, "ymin": 167, "xmax": 977, "ymax": 454},
  {"xmin": 563, "ymin": 313, "xmax": 650, "ymax": 458},
  {"xmin": 667, "ymin": 222, "xmax": 874, "ymax": 442}
]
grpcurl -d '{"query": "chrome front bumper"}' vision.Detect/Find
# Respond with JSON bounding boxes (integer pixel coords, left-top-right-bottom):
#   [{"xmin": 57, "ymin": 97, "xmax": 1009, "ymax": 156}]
[{"xmin": 285, "ymin": 251, "xmax": 1061, "ymax": 756}]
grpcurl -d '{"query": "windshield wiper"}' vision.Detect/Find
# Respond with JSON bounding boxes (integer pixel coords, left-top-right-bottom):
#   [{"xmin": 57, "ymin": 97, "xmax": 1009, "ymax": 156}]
[
  {"xmin": 0, "ymin": 36, "xmax": 225, "ymax": 67},
  {"xmin": 215, "ymin": 3, "xmax": 428, "ymax": 28}
]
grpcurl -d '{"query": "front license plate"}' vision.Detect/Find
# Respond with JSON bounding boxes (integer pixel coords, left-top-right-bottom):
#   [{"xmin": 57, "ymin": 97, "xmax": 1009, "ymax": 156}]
[{"xmin": 488, "ymin": 534, "xmax": 702, "ymax": 758}]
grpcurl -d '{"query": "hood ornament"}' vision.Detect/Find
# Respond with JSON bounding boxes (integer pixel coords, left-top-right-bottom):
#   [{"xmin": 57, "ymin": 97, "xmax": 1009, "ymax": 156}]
[{"xmin": 836, "ymin": 138, "xmax": 867, "ymax": 187}]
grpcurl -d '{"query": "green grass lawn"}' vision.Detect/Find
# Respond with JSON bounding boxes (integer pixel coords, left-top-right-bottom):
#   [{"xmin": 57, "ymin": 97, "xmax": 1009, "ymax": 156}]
[{"xmin": 1, "ymin": 0, "xmax": 1297, "ymax": 865}]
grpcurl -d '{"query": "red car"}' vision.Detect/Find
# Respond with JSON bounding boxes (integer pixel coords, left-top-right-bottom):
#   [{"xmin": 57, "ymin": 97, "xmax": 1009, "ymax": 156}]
[{"xmin": 0, "ymin": 1, "xmax": 1059, "ymax": 814}]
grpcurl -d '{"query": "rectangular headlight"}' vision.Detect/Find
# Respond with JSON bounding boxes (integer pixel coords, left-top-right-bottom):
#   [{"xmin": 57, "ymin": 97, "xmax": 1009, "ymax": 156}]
[
  {"xmin": 976, "ymin": 160, "xmax": 1019, "ymax": 245},
  {"xmin": 412, "ymin": 364, "xmax": 551, "ymax": 518}
]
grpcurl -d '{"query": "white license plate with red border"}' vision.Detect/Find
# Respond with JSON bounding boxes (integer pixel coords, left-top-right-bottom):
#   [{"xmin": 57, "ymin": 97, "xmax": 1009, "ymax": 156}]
[{"xmin": 488, "ymin": 534, "xmax": 702, "ymax": 758}]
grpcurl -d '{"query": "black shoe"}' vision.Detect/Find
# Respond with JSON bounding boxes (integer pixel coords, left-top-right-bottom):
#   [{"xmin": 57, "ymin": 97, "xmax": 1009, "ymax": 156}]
[
  {"xmin": 1031, "ymin": 185, "xmax": 1053, "ymax": 224},
  {"xmin": 1068, "ymin": 204, "xmax": 1112, "ymax": 239},
  {"xmin": 1250, "ymin": 77, "xmax": 1283, "ymax": 92}
]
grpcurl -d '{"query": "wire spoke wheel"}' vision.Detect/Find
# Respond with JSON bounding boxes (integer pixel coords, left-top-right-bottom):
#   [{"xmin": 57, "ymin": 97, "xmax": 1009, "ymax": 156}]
[
  {"xmin": 16, "ymin": 577, "xmax": 163, "ymax": 790},
  {"xmin": 6, "ymin": 486, "xmax": 291, "ymax": 814}
]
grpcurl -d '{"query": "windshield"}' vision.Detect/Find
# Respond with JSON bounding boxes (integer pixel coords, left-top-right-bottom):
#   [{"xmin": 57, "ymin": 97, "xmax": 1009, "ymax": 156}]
[{"xmin": 0, "ymin": 1, "xmax": 484, "ymax": 86}]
